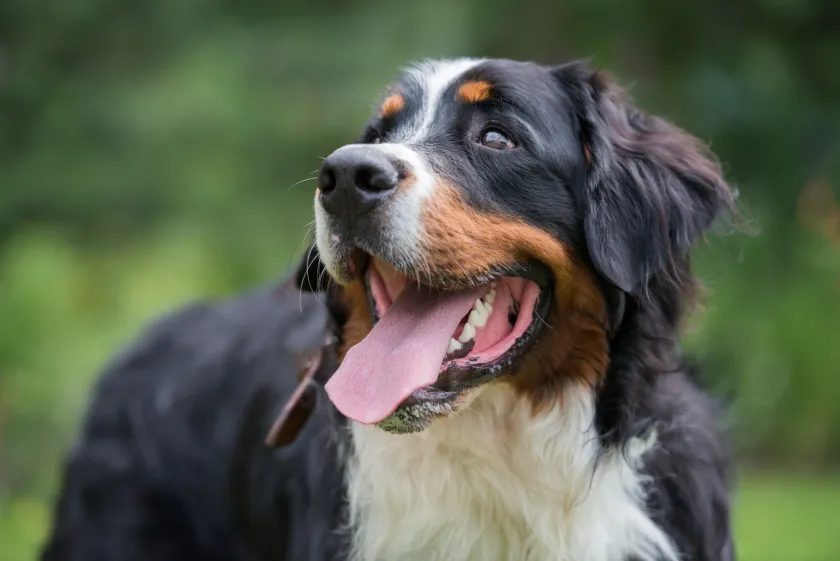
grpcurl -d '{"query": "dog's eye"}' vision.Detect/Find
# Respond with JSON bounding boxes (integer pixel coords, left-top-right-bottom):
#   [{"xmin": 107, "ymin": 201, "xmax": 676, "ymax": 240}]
[{"xmin": 480, "ymin": 129, "xmax": 515, "ymax": 150}]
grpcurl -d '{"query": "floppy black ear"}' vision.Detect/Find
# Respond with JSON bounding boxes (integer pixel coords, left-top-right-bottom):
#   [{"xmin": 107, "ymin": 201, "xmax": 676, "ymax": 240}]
[
  {"xmin": 292, "ymin": 242, "xmax": 329, "ymax": 292},
  {"xmin": 553, "ymin": 63, "xmax": 736, "ymax": 294}
]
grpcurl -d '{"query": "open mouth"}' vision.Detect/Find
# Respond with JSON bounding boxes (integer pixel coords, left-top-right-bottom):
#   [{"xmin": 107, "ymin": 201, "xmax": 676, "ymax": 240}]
[{"xmin": 324, "ymin": 253, "xmax": 553, "ymax": 431}]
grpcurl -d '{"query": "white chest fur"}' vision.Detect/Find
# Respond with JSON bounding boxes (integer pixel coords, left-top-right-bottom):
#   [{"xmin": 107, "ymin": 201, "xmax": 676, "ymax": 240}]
[{"xmin": 345, "ymin": 385, "xmax": 678, "ymax": 561}]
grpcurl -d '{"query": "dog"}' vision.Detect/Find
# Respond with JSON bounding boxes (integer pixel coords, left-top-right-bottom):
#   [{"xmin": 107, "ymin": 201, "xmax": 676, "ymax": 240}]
[{"xmin": 41, "ymin": 58, "xmax": 737, "ymax": 561}]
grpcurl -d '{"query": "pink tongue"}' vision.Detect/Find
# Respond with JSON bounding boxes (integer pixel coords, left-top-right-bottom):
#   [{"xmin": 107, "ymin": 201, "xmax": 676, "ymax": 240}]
[{"xmin": 325, "ymin": 283, "xmax": 482, "ymax": 424}]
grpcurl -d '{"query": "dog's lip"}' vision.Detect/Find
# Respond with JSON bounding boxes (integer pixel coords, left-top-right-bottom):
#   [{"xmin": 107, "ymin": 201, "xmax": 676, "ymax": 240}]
[
  {"xmin": 347, "ymin": 248, "xmax": 370, "ymax": 280},
  {"xmin": 428, "ymin": 274, "xmax": 551, "ymax": 392},
  {"xmin": 342, "ymin": 237, "xmax": 552, "ymax": 292},
  {"xmin": 357, "ymin": 255, "xmax": 553, "ymax": 396},
  {"xmin": 350, "ymin": 246, "xmax": 550, "ymax": 294}
]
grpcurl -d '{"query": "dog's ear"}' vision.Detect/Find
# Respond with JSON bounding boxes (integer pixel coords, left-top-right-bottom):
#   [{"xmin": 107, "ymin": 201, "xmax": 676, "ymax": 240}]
[
  {"xmin": 553, "ymin": 62, "xmax": 736, "ymax": 294},
  {"xmin": 292, "ymin": 242, "xmax": 329, "ymax": 292}
]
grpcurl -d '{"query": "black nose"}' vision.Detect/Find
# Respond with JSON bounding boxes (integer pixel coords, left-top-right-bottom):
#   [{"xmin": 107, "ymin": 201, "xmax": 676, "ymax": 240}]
[{"xmin": 318, "ymin": 146, "xmax": 399, "ymax": 219}]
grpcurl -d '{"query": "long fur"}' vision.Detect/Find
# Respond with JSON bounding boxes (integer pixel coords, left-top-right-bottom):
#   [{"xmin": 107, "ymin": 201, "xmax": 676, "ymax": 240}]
[
  {"xmin": 41, "ymin": 58, "xmax": 737, "ymax": 561},
  {"xmin": 348, "ymin": 383, "xmax": 678, "ymax": 561}
]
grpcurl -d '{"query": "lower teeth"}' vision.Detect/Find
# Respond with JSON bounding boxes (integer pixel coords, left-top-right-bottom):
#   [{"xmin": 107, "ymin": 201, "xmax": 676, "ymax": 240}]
[{"xmin": 445, "ymin": 339, "xmax": 474, "ymax": 360}]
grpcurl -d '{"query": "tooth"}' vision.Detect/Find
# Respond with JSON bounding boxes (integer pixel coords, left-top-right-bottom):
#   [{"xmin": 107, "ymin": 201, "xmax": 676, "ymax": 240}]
[
  {"xmin": 485, "ymin": 290, "xmax": 495, "ymax": 304},
  {"xmin": 469, "ymin": 308, "xmax": 488, "ymax": 328},
  {"xmin": 474, "ymin": 298, "xmax": 486, "ymax": 314},
  {"xmin": 448, "ymin": 338, "xmax": 463, "ymax": 354},
  {"xmin": 458, "ymin": 323, "xmax": 476, "ymax": 343}
]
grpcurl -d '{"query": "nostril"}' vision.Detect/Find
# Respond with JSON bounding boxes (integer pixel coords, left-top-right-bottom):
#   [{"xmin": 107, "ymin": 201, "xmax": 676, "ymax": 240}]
[
  {"xmin": 354, "ymin": 167, "xmax": 374, "ymax": 192},
  {"xmin": 319, "ymin": 167, "xmax": 337, "ymax": 193},
  {"xmin": 355, "ymin": 164, "xmax": 398, "ymax": 193}
]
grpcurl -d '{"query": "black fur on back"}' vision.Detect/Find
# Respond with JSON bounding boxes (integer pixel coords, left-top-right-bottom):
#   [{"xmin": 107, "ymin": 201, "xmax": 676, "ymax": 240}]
[{"xmin": 40, "ymin": 281, "xmax": 348, "ymax": 561}]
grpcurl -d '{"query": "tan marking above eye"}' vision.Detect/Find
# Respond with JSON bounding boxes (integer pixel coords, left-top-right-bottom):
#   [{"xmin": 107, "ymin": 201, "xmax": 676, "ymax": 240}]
[
  {"xmin": 457, "ymin": 81, "xmax": 492, "ymax": 104},
  {"xmin": 380, "ymin": 94, "xmax": 405, "ymax": 119}
]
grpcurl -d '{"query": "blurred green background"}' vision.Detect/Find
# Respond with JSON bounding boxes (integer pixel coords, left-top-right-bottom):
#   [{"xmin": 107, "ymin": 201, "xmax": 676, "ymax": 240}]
[{"xmin": 1, "ymin": 0, "xmax": 839, "ymax": 559}]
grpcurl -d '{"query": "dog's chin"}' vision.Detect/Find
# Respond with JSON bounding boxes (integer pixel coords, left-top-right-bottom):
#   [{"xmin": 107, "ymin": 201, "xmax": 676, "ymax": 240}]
[
  {"xmin": 374, "ymin": 386, "xmax": 488, "ymax": 434},
  {"xmin": 327, "ymin": 250, "xmax": 553, "ymax": 434}
]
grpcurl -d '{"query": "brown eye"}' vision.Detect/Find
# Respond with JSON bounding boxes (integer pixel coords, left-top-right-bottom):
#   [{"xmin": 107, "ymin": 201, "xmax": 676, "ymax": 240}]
[{"xmin": 480, "ymin": 129, "xmax": 515, "ymax": 150}]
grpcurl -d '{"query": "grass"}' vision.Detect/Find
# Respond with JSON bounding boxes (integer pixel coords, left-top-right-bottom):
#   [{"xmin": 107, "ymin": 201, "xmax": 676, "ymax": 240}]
[
  {"xmin": 1, "ymin": 473, "xmax": 839, "ymax": 560},
  {"xmin": 735, "ymin": 473, "xmax": 840, "ymax": 561}
]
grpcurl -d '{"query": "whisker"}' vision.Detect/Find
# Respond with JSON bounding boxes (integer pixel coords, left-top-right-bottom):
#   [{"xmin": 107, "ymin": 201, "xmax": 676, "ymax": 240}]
[
  {"xmin": 532, "ymin": 305, "xmax": 554, "ymax": 330},
  {"xmin": 291, "ymin": 225, "xmax": 317, "ymax": 311},
  {"xmin": 312, "ymin": 264, "xmax": 333, "ymax": 309},
  {"xmin": 287, "ymin": 176, "xmax": 317, "ymax": 192},
  {"xmin": 298, "ymin": 242, "xmax": 320, "ymax": 312}
]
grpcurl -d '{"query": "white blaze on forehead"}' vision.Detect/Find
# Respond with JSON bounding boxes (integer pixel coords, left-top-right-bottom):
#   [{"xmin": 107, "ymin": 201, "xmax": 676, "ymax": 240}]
[
  {"xmin": 314, "ymin": 59, "xmax": 486, "ymax": 278},
  {"xmin": 391, "ymin": 58, "xmax": 485, "ymax": 144}
]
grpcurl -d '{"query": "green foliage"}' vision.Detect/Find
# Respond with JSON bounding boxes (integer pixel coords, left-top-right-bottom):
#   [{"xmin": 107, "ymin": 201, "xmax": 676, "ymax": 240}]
[
  {"xmin": 689, "ymin": 221, "xmax": 840, "ymax": 466},
  {"xmin": 1, "ymin": 0, "xmax": 840, "ymax": 557}
]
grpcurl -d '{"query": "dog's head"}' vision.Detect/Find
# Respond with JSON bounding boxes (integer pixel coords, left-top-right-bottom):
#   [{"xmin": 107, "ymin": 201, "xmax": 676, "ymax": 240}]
[{"xmin": 297, "ymin": 58, "xmax": 735, "ymax": 434}]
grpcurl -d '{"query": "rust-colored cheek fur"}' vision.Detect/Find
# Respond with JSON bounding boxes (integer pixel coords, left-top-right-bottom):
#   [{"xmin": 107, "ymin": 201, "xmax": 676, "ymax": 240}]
[
  {"xmin": 337, "ymin": 281, "xmax": 373, "ymax": 361},
  {"xmin": 334, "ymin": 186, "xmax": 610, "ymax": 409},
  {"xmin": 423, "ymin": 186, "xmax": 610, "ymax": 405}
]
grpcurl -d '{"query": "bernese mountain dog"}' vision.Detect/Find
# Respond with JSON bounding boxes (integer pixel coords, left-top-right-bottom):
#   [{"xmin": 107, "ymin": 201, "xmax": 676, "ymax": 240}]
[{"xmin": 41, "ymin": 58, "xmax": 737, "ymax": 561}]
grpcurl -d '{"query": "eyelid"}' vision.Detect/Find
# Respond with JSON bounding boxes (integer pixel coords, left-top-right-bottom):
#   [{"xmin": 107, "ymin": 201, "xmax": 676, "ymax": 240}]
[{"xmin": 483, "ymin": 119, "xmax": 511, "ymax": 134}]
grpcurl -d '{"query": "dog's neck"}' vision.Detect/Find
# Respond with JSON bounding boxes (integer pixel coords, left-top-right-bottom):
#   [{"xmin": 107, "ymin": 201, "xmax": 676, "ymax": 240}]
[{"xmin": 345, "ymin": 383, "xmax": 678, "ymax": 561}]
